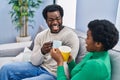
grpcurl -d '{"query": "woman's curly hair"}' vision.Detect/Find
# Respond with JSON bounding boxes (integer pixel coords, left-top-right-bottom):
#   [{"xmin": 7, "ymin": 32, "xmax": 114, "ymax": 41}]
[{"xmin": 88, "ymin": 19, "xmax": 119, "ymax": 51}]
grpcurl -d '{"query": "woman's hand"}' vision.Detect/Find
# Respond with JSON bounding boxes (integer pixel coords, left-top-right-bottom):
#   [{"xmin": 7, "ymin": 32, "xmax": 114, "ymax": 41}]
[
  {"xmin": 50, "ymin": 48, "xmax": 64, "ymax": 66},
  {"xmin": 67, "ymin": 54, "xmax": 73, "ymax": 63}
]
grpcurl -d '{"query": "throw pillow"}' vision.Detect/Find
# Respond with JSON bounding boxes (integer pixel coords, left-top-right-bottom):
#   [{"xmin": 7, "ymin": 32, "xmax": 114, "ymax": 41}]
[{"xmin": 12, "ymin": 47, "xmax": 32, "ymax": 62}]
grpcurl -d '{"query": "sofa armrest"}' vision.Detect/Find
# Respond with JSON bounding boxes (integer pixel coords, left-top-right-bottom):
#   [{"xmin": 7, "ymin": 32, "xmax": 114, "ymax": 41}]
[{"xmin": 0, "ymin": 41, "xmax": 32, "ymax": 57}]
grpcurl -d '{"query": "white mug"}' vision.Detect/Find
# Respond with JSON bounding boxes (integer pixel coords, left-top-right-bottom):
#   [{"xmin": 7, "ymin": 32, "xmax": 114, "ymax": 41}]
[{"xmin": 53, "ymin": 40, "xmax": 62, "ymax": 48}]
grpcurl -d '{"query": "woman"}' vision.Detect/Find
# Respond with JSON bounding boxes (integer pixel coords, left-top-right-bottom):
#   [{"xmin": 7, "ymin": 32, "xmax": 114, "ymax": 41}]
[{"xmin": 50, "ymin": 19, "xmax": 119, "ymax": 80}]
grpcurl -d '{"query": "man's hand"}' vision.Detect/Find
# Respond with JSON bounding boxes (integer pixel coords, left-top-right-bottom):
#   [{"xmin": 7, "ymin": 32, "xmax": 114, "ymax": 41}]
[{"xmin": 41, "ymin": 41, "xmax": 53, "ymax": 55}]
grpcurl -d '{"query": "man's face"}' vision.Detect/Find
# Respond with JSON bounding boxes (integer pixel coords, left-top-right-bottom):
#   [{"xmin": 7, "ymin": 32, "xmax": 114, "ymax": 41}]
[{"xmin": 46, "ymin": 11, "xmax": 63, "ymax": 33}]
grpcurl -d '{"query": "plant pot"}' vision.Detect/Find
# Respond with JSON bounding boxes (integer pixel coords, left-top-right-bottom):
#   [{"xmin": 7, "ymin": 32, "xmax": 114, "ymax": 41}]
[{"xmin": 16, "ymin": 36, "xmax": 31, "ymax": 42}]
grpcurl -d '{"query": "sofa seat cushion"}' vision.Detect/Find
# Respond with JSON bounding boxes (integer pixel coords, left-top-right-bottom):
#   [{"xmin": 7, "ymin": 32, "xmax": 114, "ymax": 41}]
[
  {"xmin": 12, "ymin": 47, "xmax": 32, "ymax": 62},
  {"xmin": 0, "ymin": 41, "xmax": 32, "ymax": 57},
  {"xmin": 0, "ymin": 47, "xmax": 32, "ymax": 68}
]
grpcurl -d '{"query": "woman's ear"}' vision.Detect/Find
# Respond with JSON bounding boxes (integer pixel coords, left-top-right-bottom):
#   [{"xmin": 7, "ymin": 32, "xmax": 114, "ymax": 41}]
[{"xmin": 95, "ymin": 42, "xmax": 103, "ymax": 48}]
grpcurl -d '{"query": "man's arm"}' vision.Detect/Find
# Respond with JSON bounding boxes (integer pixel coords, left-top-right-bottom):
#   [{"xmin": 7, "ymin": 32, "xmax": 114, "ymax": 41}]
[
  {"xmin": 64, "ymin": 30, "xmax": 79, "ymax": 60},
  {"xmin": 30, "ymin": 33, "xmax": 44, "ymax": 66}
]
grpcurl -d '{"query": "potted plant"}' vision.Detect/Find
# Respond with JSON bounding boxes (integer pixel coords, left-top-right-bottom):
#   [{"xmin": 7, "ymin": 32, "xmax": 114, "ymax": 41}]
[{"xmin": 8, "ymin": 0, "xmax": 42, "ymax": 42}]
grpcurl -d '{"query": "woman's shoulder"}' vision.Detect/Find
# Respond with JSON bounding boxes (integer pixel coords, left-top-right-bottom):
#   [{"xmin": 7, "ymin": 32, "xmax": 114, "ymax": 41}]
[{"xmin": 86, "ymin": 59, "xmax": 107, "ymax": 70}]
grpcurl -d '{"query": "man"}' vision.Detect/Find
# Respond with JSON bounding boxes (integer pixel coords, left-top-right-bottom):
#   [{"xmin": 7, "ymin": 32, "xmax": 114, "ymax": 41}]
[{"xmin": 0, "ymin": 4, "xmax": 85, "ymax": 80}]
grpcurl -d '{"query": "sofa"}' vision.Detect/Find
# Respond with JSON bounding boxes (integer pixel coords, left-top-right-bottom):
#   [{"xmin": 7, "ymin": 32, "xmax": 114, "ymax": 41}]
[{"xmin": 0, "ymin": 26, "xmax": 120, "ymax": 80}]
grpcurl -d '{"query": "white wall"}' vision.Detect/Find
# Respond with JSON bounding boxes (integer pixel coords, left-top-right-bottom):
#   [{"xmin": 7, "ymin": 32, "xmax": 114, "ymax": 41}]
[
  {"xmin": 0, "ymin": 0, "xmax": 120, "ymax": 45},
  {"xmin": 0, "ymin": 0, "xmax": 53, "ymax": 44},
  {"xmin": 116, "ymin": 0, "xmax": 120, "ymax": 30},
  {"xmin": 116, "ymin": 0, "xmax": 120, "ymax": 45},
  {"xmin": 76, "ymin": 0, "xmax": 119, "ymax": 33},
  {"xmin": 76, "ymin": 0, "xmax": 119, "ymax": 46}
]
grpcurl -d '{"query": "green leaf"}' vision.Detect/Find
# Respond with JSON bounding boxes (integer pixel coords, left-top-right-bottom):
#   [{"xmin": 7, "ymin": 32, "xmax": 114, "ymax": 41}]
[{"xmin": 8, "ymin": 0, "xmax": 42, "ymax": 31}]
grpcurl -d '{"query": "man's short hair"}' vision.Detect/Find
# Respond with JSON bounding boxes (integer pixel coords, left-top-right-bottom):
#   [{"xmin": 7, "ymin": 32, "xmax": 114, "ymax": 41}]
[{"xmin": 42, "ymin": 4, "xmax": 64, "ymax": 20}]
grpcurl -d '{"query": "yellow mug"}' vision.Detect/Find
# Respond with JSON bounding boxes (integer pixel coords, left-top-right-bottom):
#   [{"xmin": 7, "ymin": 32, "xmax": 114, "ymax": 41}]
[{"xmin": 59, "ymin": 46, "xmax": 71, "ymax": 61}]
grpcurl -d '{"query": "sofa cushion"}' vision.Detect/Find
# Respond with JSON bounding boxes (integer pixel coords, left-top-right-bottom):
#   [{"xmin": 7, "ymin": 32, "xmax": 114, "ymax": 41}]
[
  {"xmin": 109, "ymin": 49, "xmax": 120, "ymax": 80},
  {"xmin": 12, "ymin": 47, "xmax": 32, "ymax": 62},
  {"xmin": 0, "ymin": 57, "xmax": 14, "ymax": 68},
  {"xmin": 75, "ymin": 30, "xmax": 87, "ymax": 63},
  {"xmin": 75, "ymin": 37, "xmax": 87, "ymax": 63},
  {"xmin": 0, "ymin": 41, "xmax": 32, "ymax": 57},
  {"xmin": 29, "ymin": 25, "xmax": 45, "ymax": 50},
  {"xmin": 0, "ymin": 48, "xmax": 32, "ymax": 68},
  {"xmin": 0, "ymin": 48, "xmax": 24, "ymax": 57}
]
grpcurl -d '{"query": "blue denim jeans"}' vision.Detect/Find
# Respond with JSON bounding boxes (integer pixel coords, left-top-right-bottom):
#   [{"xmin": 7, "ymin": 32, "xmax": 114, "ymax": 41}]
[{"xmin": 0, "ymin": 62, "xmax": 56, "ymax": 80}]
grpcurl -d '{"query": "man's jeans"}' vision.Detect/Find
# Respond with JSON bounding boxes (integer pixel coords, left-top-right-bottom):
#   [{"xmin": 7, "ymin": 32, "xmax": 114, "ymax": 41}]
[{"xmin": 0, "ymin": 62, "xmax": 56, "ymax": 80}]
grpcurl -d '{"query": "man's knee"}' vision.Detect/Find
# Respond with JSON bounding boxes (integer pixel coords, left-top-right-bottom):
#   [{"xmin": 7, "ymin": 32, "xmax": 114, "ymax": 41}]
[
  {"xmin": 1, "ymin": 63, "xmax": 13, "ymax": 71},
  {"xmin": 39, "ymin": 74, "xmax": 56, "ymax": 80},
  {"xmin": 22, "ymin": 74, "xmax": 56, "ymax": 80}
]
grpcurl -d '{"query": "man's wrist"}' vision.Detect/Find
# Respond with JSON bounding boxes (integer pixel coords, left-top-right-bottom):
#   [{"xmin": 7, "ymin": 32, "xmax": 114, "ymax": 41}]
[{"xmin": 41, "ymin": 49, "xmax": 46, "ymax": 55}]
